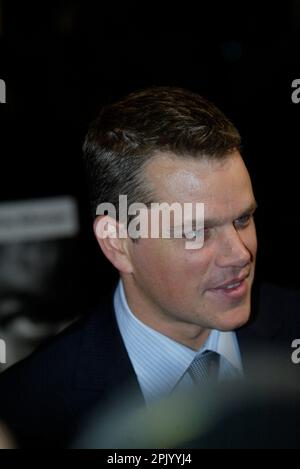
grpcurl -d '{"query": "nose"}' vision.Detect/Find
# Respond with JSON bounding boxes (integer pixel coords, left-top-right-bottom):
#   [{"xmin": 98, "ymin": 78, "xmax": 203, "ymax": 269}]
[{"xmin": 215, "ymin": 225, "xmax": 252, "ymax": 269}]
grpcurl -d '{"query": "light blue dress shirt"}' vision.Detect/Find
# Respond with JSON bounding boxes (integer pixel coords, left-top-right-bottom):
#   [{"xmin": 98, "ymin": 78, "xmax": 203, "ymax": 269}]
[{"xmin": 114, "ymin": 279, "xmax": 243, "ymax": 403}]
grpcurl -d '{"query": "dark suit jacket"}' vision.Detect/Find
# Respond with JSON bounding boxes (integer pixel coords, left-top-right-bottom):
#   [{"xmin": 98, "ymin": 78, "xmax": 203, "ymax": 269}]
[{"xmin": 0, "ymin": 280, "xmax": 299, "ymax": 448}]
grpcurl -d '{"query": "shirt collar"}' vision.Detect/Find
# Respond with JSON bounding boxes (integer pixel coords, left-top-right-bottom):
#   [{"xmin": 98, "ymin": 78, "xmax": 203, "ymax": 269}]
[{"xmin": 114, "ymin": 279, "xmax": 242, "ymax": 402}]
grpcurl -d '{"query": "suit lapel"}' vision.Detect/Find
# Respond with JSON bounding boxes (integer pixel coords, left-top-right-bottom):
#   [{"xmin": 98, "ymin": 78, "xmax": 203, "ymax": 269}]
[{"xmin": 73, "ymin": 292, "xmax": 143, "ymax": 404}]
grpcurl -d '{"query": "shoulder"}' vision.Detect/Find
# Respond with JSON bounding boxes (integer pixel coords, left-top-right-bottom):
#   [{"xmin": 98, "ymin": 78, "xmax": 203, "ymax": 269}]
[
  {"xmin": 0, "ymin": 295, "xmax": 115, "ymax": 447},
  {"xmin": 238, "ymin": 280, "xmax": 300, "ymax": 353},
  {"xmin": 0, "ymin": 311, "xmax": 97, "ymax": 386},
  {"xmin": 0, "ymin": 290, "xmax": 118, "ymax": 386}
]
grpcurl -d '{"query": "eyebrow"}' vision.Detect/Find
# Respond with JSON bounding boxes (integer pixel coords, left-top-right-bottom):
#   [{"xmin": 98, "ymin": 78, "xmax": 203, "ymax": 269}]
[{"xmin": 173, "ymin": 200, "xmax": 258, "ymax": 232}]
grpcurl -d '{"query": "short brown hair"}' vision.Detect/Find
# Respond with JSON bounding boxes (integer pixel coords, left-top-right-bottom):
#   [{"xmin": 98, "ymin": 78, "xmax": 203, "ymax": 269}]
[{"xmin": 83, "ymin": 86, "xmax": 241, "ymax": 218}]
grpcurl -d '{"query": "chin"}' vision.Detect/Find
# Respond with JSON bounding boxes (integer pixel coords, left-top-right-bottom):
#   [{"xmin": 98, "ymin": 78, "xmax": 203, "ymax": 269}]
[{"xmin": 214, "ymin": 303, "xmax": 251, "ymax": 332}]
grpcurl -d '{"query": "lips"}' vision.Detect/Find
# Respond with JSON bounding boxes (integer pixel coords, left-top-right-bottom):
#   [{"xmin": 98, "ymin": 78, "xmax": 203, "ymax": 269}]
[
  {"xmin": 209, "ymin": 272, "xmax": 250, "ymax": 290},
  {"xmin": 207, "ymin": 273, "xmax": 250, "ymax": 300},
  {"xmin": 210, "ymin": 273, "xmax": 249, "ymax": 291}
]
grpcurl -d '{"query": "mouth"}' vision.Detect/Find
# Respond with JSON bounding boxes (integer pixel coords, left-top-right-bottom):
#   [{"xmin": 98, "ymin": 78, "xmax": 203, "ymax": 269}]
[{"xmin": 207, "ymin": 274, "xmax": 250, "ymax": 300}]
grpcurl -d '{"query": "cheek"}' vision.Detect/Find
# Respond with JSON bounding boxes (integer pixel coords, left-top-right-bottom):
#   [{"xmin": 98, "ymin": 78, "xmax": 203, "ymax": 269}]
[
  {"xmin": 183, "ymin": 248, "xmax": 215, "ymax": 287},
  {"xmin": 132, "ymin": 241, "xmax": 169, "ymax": 276},
  {"xmin": 134, "ymin": 243, "xmax": 183, "ymax": 289},
  {"xmin": 131, "ymin": 240, "xmax": 214, "ymax": 296},
  {"xmin": 243, "ymin": 224, "xmax": 258, "ymax": 258}
]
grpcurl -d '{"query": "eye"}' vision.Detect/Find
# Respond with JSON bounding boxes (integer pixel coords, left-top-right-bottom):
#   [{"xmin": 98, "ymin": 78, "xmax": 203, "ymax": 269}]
[{"xmin": 234, "ymin": 214, "xmax": 252, "ymax": 229}]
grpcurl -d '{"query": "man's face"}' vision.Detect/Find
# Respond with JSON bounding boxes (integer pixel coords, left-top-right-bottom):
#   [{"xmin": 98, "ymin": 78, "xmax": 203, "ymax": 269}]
[{"xmin": 124, "ymin": 151, "xmax": 257, "ymax": 347}]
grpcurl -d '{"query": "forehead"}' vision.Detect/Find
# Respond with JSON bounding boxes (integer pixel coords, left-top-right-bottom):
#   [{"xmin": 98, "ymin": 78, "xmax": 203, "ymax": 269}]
[{"xmin": 145, "ymin": 151, "xmax": 255, "ymax": 217}]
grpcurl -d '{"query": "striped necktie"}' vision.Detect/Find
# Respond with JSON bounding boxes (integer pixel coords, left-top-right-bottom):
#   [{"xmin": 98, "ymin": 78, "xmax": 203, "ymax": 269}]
[{"xmin": 188, "ymin": 351, "xmax": 220, "ymax": 383}]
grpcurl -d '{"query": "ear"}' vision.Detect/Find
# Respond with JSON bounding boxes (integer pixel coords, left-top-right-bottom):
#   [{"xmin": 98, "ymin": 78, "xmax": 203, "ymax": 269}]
[{"xmin": 93, "ymin": 215, "xmax": 133, "ymax": 274}]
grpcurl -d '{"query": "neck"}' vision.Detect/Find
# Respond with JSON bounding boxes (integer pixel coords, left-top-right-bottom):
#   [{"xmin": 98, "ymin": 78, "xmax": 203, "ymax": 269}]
[{"xmin": 121, "ymin": 275, "xmax": 211, "ymax": 350}]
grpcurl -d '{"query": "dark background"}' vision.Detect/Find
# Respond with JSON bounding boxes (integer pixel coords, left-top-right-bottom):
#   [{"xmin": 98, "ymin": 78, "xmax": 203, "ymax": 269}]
[{"xmin": 0, "ymin": 0, "xmax": 300, "ymax": 322}]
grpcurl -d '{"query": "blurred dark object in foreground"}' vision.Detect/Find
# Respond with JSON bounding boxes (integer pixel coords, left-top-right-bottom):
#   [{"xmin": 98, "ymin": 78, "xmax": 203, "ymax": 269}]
[{"xmin": 75, "ymin": 353, "xmax": 300, "ymax": 449}]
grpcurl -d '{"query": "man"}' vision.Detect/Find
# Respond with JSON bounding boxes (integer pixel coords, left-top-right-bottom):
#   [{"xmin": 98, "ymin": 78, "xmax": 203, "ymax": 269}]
[
  {"xmin": 87, "ymin": 87, "xmax": 257, "ymax": 403},
  {"xmin": 0, "ymin": 87, "xmax": 299, "ymax": 448}
]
